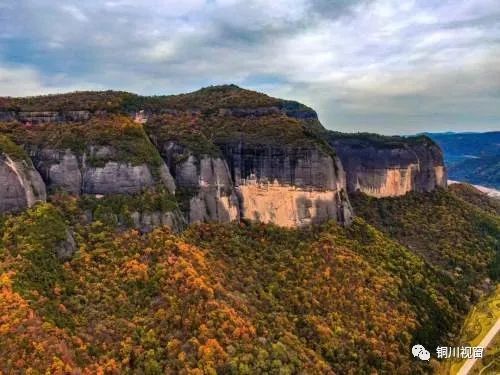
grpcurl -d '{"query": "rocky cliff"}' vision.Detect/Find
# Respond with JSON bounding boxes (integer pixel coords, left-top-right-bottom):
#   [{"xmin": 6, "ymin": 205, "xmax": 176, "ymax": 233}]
[
  {"xmin": 32, "ymin": 145, "xmax": 175, "ymax": 196},
  {"xmin": 0, "ymin": 136, "xmax": 46, "ymax": 212},
  {"xmin": 327, "ymin": 132, "xmax": 447, "ymax": 197},
  {"xmin": 158, "ymin": 141, "xmax": 240, "ymax": 223},
  {"xmin": 0, "ymin": 115, "xmax": 180, "ymax": 232},
  {"xmin": 144, "ymin": 86, "xmax": 353, "ymax": 227},
  {"xmin": 0, "ymin": 85, "xmax": 447, "ymax": 226},
  {"xmin": 2, "ymin": 115, "xmax": 176, "ymax": 196},
  {"xmin": 154, "ymin": 139, "xmax": 351, "ymax": 227},
  {"xmin": 217, "ymin": 142, "xmax": 351, "ymax": 227}
]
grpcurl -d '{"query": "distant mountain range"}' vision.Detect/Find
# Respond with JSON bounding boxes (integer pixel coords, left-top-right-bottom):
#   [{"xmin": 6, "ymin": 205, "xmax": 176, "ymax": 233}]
[{"xmin": 426, "ymin": 131, "xmax": 500, "ymax": 189}]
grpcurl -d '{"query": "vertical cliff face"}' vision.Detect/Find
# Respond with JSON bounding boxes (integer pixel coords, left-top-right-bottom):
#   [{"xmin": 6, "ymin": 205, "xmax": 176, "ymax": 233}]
[
  {"xmin": 218, "ymin": 143, "xmax": 351, "ymax": 227},
  {"xmin": 159, "ymin": 141, "xmax": 240, "ymax": 223},
  {"xmin": 0, "ymin": 116, "xmax": 181, "ymax": 233},
  {"xmin": 31, "ymin": 144, "xmax": 177, "ymax": 196},
  {"xmin": 35, "ymin": 148, "xmax": 82, "ymax": 194},
  {"xmin": 33, "ymin": 146, "xmax": 176, "ymax": 196},
  {"xmin": 0, "ymin": 86, "xmax": 449, "ymax": 225},
  {"xmin": 161, "ymin": 142, "xmax": 352, "ymax": 227},
  {"xmin": 145, "ymin": 85, "xmax": 353, "ymax": 227},
  {"xmin": 327, "ymin": 133, "xmax": 447, "ymax": 197},
  {"xmin": 0, "ymin": 138, "xmax": 46, "ymax": 213},
  {"xmin": 12, "ymin": 116, "xmax": 177, "ymax": 196},
  {"xmin": 159, "ymin": 141, "xmax": 352, "ymax": 227}
]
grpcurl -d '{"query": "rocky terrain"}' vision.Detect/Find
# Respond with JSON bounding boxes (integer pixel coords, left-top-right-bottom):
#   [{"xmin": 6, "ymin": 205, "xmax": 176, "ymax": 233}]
[
  {"xmin": 0, "ymin": 85, "xmax": 446, "ymax": 227},
  {"xmin": 0, "ymin": 137, "xmax": 46, "ymax": 212},
  {"xmin": 327, "ymin": 132, "xmax": 447, "ymax": 197}
]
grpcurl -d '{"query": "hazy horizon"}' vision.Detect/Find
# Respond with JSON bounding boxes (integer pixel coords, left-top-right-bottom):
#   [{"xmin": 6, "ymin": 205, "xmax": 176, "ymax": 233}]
[{"xmin": 1, "ymin": 0, "xmax": 499, "ymax": 134}]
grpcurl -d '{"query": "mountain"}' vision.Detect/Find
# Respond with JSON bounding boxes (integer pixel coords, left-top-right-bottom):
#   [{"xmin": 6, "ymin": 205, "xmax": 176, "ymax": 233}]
[
  {"xmin": 0, "ymin": 85, "xmax": 444, "ymax": 228},
  {"xmin": 427, "ymin": 132, "xmax": 500, "ymax": 189},
  {"xmin": 0, "ymin": 86, "xmax": 498, "ymax": 374}
]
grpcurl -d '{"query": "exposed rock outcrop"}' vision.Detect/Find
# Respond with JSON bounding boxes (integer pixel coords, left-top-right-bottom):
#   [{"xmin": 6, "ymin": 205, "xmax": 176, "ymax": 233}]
[
  {"xmin": 130, "ymin": 210, "xmax": 185, "ymax": 233},
  {"xmin": 82, "ymin": 161, "xmax": 155, "ymax": 195},
  {"xmin": 142, "ymin": 85, "xmax": 354, "ymax": 227},
  {"xmin": 327, "ymin": 133, "xmax": 447, "ymax": 197},
  {"xmin": 56, "ymin": 229, "xmax": 77, "ymax": 261},
  {"xmin": 189, "ymin": 157, "xmax": 240, "ymax": 223},
  {"xmin": 0, "ymin": 85, "xmax": 450, "ymax": 227},
  {"xmin": 155, "ymin": 138, "xmax": 352, "ymax": 227},
  {"xmin": 82, "ymin": 204, "xmax": 185, "ymax": 233},
  {"xmin": 35, "ymin": 149, "xmax": 82, "ymax": 194},
  {"xmin": 31, "ymin": 146, "xmax": 176, "ymax": 195},
  {"xmin": 0, "ymin": 110, "xmax": 93, "ymax": 124},
  {"xmin": 160, "ymin": 142, "xmax": 240, "ymax": 223},
  {"xmin": 220, "ymin": 143, "xmax": 352, "ymax": 227},
  {"xmin": 238, "ymin": 182, "xmax": 351, "ymax": 227},
  {"xmin": 0, "ymin": 153, "xmax": 46, "ymax": 213}
]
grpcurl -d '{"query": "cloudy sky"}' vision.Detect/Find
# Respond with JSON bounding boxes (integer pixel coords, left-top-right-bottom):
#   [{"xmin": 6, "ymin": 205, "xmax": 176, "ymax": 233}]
[{"xmin": 0, "ymin": 0, "xmax": 499, "ymax": 134}]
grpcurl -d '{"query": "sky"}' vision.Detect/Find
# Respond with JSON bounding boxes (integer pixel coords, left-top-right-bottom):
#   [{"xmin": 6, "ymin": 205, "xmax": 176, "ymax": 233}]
[{"xmin": 0, "ymin": 0, "xmax": 499, "ymax": 134}]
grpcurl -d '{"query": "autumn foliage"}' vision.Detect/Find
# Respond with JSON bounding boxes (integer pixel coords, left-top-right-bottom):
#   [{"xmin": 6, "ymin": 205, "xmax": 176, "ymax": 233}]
[{"xmin": 2, "ymin": 188, "xmax": 497, "ymax": 373}]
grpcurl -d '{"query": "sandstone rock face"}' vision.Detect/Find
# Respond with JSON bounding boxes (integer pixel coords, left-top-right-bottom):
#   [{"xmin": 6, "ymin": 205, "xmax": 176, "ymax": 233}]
[
  {"xmin": 0, "ymin": 87, "xmax": 451, "ymax": 227},
  {"xmin": 188, "ymin": 157, "xmax": 240, "ymax": 223},
  {"xmin": 220, "ymin": 144, "xmax": 342, "ymax": 189},
  {"xmin": 56, "ymin": 229, "xmax": 77, "ymax": 261},
  {"xmin": 0, "ymin": 154, "xmax": 46, "ymax": 213},
  {"xmin": 32, "ymin": 146, "xmax": 176, "ymax": 195},
  {"xmin": 174, "ymin": 154, "xmax": 199, "ymax": 188},
  {"xmin": 130, "ymin": 210, "xmax": 185, "ymax": 233},
  {"xmin": 328, "ymin": 135, "xmax": 447, "ymax": 197},
  {"xmin": 82, "ymin": 162, "xmax": 155, "ymax": 195},
  {"xmin": 158, "ymin": 163, "xmax": 176, "ymax": 194},
  {"xmin": 0, "ymin": 110, "xmax": 92, "ymax": 124},
  {"xmin": 160, "ymin": 141, "xmax": 352, "ymax": 226},
  {"xmin": 162, "ymin": 143, "xmax": 240, "ymax": 223},
  {"xmin": 0, "ymin": 86, "xmax": 355, "ymax": 228},
  {"xmin": 36, "ymin": 149, "xmax": 82, "ymax": 194},
  {"xmin": 220, "ymin": 143, "xmax": 352, "ymax": 226},
  {"xmin": 238, "ymin": 182, "xmax": 351, "ymax": 227}
]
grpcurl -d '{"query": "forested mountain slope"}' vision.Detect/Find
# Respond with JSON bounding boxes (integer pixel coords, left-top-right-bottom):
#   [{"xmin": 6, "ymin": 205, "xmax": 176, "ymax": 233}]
[
  {"xmin": 0, "ymin": 87, "xmax": 498, "ymax": 374},
  {"xmin": 0, "ymin": 187, "xmax": 498, "ymax": 374}
]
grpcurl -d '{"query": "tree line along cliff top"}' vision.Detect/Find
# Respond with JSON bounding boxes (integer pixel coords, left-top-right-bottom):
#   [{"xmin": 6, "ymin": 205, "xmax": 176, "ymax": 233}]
[
  {"xmin": 327, "ymin": 131, "xmax": 440, "ymax": 150},
  {"xmin": 0, "ymin": 85, "xmax": 441, "ymax": 155},
  {"xmin": 0, "ymin": 85, "xmax": 314, "ymax": 113}
]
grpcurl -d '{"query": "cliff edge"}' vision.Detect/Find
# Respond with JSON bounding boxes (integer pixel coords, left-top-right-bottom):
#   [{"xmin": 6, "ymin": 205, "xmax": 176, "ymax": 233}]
[
  {"xmin": 0, "ymin": 85, "xmax": 447, "ymax": 225},
  {"xmin": 327, "ymin": 132, "xmax": 447, "ymax": 197},
  {"xmin": 0, "ymin": 135, "xmax": 46, "ymax": 212},
  {"xmin": 144, "ymin": 86, "xmax": 353, "ymax": 227}
]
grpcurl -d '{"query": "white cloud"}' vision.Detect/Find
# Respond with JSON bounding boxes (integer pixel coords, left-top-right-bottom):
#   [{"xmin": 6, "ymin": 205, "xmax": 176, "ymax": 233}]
[
  {"xmin": 60, "ymin": 5, "xmax": 88, "ymax": 22},
  {"xmin": 141, "ymin": 41, "xmax": 178, "ymax": 62},
  {"xmin": 0, "ymin": 66, "xmax": 46, "ymax": 96},
  {"xmin": 0, "ymin": 0, "xmax": 499, "ymax": 133},
  {"xmin": 0, "ymin": 64, "xmax": 106, "ymax": 96}
]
